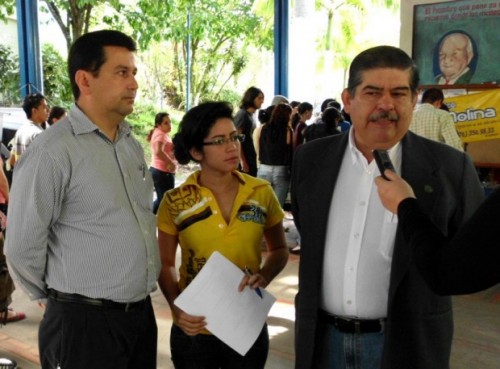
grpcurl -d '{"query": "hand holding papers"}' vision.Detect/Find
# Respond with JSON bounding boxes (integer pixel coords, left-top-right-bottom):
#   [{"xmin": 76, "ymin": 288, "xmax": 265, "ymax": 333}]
[{"xmin": 174, "ymin": 251, "xmax": 276, "ymax": 356}]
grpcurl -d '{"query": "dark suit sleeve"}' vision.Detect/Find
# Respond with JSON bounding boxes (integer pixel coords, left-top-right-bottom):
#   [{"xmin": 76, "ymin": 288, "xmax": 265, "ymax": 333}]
[
  {"xmin": 290, "ymin": 144, "xmax": 303, "ymax": 233},
  {"xmin": 398, "ymin": 187, "xmax": 499, "ymax": 295}
]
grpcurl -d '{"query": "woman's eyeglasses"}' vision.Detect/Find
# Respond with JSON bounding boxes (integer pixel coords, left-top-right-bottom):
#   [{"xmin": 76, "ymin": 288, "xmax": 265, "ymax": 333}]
[{"xmin": 202, "ymin": 134, "xmax": 245, "ymax": 146}]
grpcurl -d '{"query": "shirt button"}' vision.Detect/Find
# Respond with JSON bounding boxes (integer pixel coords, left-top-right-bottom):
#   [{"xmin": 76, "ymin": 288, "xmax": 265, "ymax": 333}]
[
  {"xmin": 359, "ymin": 201, "xmax": 366, "ymax": 206},
  {"xmin": 347, "ymin": 300, "xmax": 352, "ymax": 305},
  {"xmin": 213, "ymin": 210, "xmax": 218, "ymax": 215},
  {"xmin": 219, "ymin": 224, "xmax": 224, "ymax": 229}
]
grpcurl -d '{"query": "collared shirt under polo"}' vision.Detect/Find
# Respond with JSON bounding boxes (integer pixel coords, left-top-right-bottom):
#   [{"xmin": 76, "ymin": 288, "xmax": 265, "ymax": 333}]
[
  {"xmin": 157, "ymin": 170, "xmax": 284, "ymax": 292},
  {"xmin": 5, "ymin": 105, "xmax": 161, "ymax": 303}
]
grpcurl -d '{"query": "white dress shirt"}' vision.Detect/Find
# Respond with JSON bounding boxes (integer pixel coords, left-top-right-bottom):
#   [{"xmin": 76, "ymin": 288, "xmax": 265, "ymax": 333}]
[{"xmin": 320, "ymin": 130, "xmax": 401, "ymax": 319}]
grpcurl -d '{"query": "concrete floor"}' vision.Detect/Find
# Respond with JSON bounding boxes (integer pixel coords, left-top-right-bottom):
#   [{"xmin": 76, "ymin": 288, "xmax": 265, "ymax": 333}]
[{"xmin": 0, "ymin": 219, "xmax": 499, "ymax": 368}]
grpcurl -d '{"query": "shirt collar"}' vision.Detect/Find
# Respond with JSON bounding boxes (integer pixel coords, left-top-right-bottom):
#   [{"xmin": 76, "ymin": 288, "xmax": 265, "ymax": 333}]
[
  {"xmin": 68, "ymin": 104, "xmax": 132, "ymax": 138},
  {"xmin": 347, "ymin": 127, "xmax": 402, "ymax": 172},
  {"xmin": 181, "ymin": 169, "xmax": 270, "ymax": 191}
]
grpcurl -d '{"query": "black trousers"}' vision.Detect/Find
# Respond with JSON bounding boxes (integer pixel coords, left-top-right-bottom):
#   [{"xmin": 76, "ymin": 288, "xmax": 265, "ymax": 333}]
[
  {"xmin": 39, "ymin": 296, "xmax": 157, "ymax": 369},
  {"xmin": 150, "ymin": 167, "xmax": 175, "ymax": 214}
]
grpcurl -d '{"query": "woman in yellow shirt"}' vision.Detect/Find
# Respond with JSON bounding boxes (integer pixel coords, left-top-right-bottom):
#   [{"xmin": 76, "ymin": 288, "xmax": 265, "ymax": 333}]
[{"xmin": 157, "ymin": 101, "xmax": 289, "ymax": 369}]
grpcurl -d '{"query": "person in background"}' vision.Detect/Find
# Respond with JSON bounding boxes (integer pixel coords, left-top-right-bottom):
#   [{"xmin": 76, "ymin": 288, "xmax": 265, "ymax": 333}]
[
  {"xmin": 157, "ymin": 101, "xmax": 288, "ymax": 369},
  {"xmin": 290, "ymin": 100, "xmax": 301, "ymax": 130},
  {"xmin": 293, "ymin": 102, "xmax": 313, "ymax": 149},
  {"xmin": 327, "ymin": 100, "xmax": 351, "ymax": 132},
  {"xmin": 234, "ymin": 86, "xmax": 264, "ymax": 177},
  {"xmin": 0, "ymin": 157, "xmax": 25, "ymax": 325},
  {"xmin": 375, "ymin": 170, "xmax": 499, "ymax": 295},
  {"xmin": 410, "ymin": 87, "xmax": 463, "ymax": 151},
  {"xmin": 291, "ymin": 45, "xmax": 483, "ymax": 369},
  {"xmin": 258, "ymin": 103, "xmax": 293, "ymax": 208},
  {"xmin": 47, "ymin": 106, "xmax": 67, "ymax": 126},
  {"xmin": 303, "ymin": 106, "xmax": 342, "ymax": 142},
  {"xmin": 10, "ymin": 93, "xmax": 49, "ymax": 167},
  {"xmin": 253, "ymin": 104, "xmax": 275, "ymax": 166},
  {"xmin": 270, "ymin": 95, "xmax": 289, "ymax": 106},
  {"xmin": 147, "ymin": 112, "xmax": 177, "ymax": 214},
  {"xmin": 5, "ymin": 30, "xmax": 161, "ymax": 369}
]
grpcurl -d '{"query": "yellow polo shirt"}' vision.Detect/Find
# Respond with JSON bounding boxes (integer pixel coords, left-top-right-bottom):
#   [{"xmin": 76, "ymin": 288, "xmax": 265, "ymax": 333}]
[{"xmin": 157, "ymin": 170, "xmax": 284, "ymax": 292}]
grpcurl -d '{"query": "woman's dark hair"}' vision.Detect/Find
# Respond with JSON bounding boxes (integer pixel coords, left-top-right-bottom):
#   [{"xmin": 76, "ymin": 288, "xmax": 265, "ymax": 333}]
[
  {"xmin": 347, "ymin": 45, "xmax": 419, "ymax": 96},
  {"xmin": 258, "ymin": 105, "xmax": 275, "ymax": 124},
  {"xmin": 264, "ymin": 103, "xmax": 292, "ymax": 143},
  {"xmin": 173, "ymin": 101, "xmax": 234, "ymax": 164},
  {"xmin": 298, "ymin": 102, "xmax": 313, "ymax": 115},
  {"xmin": 68, "ymin": 30, "xmax": 137, "ymax": 100},
  {"xmin": 47, "ymin": 106, "xmax": 66, "ymax": 125},
  {"xmin": 240, "ymin": 86, "xmax": 263, "ymax": 110},
  {"xmin": 320, "ymin": 98, "xmax": 335, "ymax": 112},
  {"xmin": 322, "ymin": 107, "xmax": 342, "ymax": 134},
  {"xmin": 327, "ymin": 100, "xmax": 341, "ymax": 111},
  {"xmin": 292, "ymin": 102, "xmax": 313, "ymax": 129},
  {"xmin": 146, "ymin": 112, "xmax": 169, "ymax": 142}
]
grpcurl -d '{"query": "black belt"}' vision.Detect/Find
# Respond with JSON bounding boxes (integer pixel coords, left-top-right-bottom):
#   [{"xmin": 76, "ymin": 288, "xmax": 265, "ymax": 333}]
[
  {"xmin": 48, "ymin": 289, "xmax": 148, "ymax": 312},
  {"xmin": 320, "ymin": 310, "xmax": 386, "ymax": 334}
]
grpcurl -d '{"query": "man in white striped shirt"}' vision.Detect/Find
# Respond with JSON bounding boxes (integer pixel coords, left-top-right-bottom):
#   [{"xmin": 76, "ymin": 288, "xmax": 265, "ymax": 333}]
[{"xmin": 5, "ymin": 30, "xmax": 161, "ymax": 369}]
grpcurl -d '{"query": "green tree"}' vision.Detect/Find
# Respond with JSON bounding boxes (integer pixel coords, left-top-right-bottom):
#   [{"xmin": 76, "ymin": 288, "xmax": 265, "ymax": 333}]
[
  {"xmin": 311, "ymin": 0, "xmax": 400, "ymax": 87},
  {"xmin": 0, "ymin": 44, "xmax": 20, "ymax": 105},
  {"xmin": 42, "ymin": 43, "xmax": 72, "ymax": 105},
  {"xmin": 125, "ymin": 0, "xmax": 273, "ymax": 108},
  {"xmin": 41, "ymin": 0, "xmax": 125, "ymax": 52},
  {"xmin": 0, "ymin": 0, "xmax": 15, "ymax": 22}
]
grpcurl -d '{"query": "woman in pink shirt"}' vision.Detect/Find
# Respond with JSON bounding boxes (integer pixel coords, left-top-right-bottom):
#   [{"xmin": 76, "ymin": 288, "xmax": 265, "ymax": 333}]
[{"xmin": 147, "ymin": 112, "xmax": 177, "ymax": 214}]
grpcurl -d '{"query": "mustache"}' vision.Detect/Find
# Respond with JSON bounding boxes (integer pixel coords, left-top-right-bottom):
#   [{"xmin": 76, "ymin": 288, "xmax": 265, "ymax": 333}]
[{"xmin": 369, "ymin": 111, "xmax": 399, "ymax": 122}]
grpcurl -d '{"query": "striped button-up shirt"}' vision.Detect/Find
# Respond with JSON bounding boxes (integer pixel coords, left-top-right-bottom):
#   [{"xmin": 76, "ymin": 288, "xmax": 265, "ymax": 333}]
[{"xmin": 5, "ymin": 105, "xmax": 161, "ymax": 303}]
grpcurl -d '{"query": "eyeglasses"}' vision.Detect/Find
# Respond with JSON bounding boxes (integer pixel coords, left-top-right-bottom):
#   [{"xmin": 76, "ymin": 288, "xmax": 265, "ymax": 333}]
[{"xmin": 202, "ymin": 134, "xmax": 245, "ymax": 146}]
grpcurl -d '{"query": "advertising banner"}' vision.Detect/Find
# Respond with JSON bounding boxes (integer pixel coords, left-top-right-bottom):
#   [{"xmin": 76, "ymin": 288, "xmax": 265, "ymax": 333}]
[{"xmin": 446, "ymin": 89, "xmax": 500, "ymax": 143}]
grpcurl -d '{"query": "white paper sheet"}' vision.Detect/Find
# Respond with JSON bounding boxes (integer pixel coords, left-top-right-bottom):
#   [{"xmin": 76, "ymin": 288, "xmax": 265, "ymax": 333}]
[{"xmin": 174, "ymin": 251, "xmax": 276, "ymax": 355}]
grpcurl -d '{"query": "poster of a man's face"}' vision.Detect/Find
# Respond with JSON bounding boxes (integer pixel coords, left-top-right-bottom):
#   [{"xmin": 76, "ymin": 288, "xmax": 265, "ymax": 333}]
[
  {"xmin": 413, "ymin": 0, "xmax": 499, "ymax": 86},
  {"xmin": 437, "ymin": 33, "xmax": 475, "ymax": 84},
  {"xmin": 434, "ymin": 31, "xmax": 477, "ymax": 85}
]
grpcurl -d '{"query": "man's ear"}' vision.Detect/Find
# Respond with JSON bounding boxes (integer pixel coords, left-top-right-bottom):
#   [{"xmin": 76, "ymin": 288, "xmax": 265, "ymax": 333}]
[
  {"xmin": 341, "ymin": 89, "xmax": 352, "ymax": 114},
  {"xmin": 467, "ymin": 51, "xmax": 474, "ymax": 64},
  {"xmin": 75, "ymin": 70, "xmax": 92, "ymax": 96}
]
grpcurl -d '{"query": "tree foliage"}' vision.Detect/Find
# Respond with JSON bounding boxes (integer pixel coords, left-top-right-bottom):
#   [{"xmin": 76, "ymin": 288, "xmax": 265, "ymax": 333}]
[
  {"xmin": 310, "ymin": 0, "xmax": 400, "ymax": 87},
  {"xmin": 0, "ymin": 0, "xmax": 15, "ymax": 23},
  {"xmin": 0, "ymin": 44, "xmax": 20, "ymax": 105},
  {"xmin": 2, "ymin": 1, "xmax": 272, "ymax": 108},
  {"xmin": 41, "ymin": 0, "xmax": 125, "ymax": 51},
  {"xmin": 42, "ymin": 43, "xmax": 72, "ymax": 106},
  {"xmin": 124, "ymin": 0, "xmax": 272, "ymax": 108}
]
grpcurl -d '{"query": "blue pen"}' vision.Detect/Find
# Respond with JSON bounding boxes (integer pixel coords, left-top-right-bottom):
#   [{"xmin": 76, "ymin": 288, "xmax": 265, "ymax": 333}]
[{"xmin": 244, "ymin": 266, "xmax": 263, "ymax": 299}]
